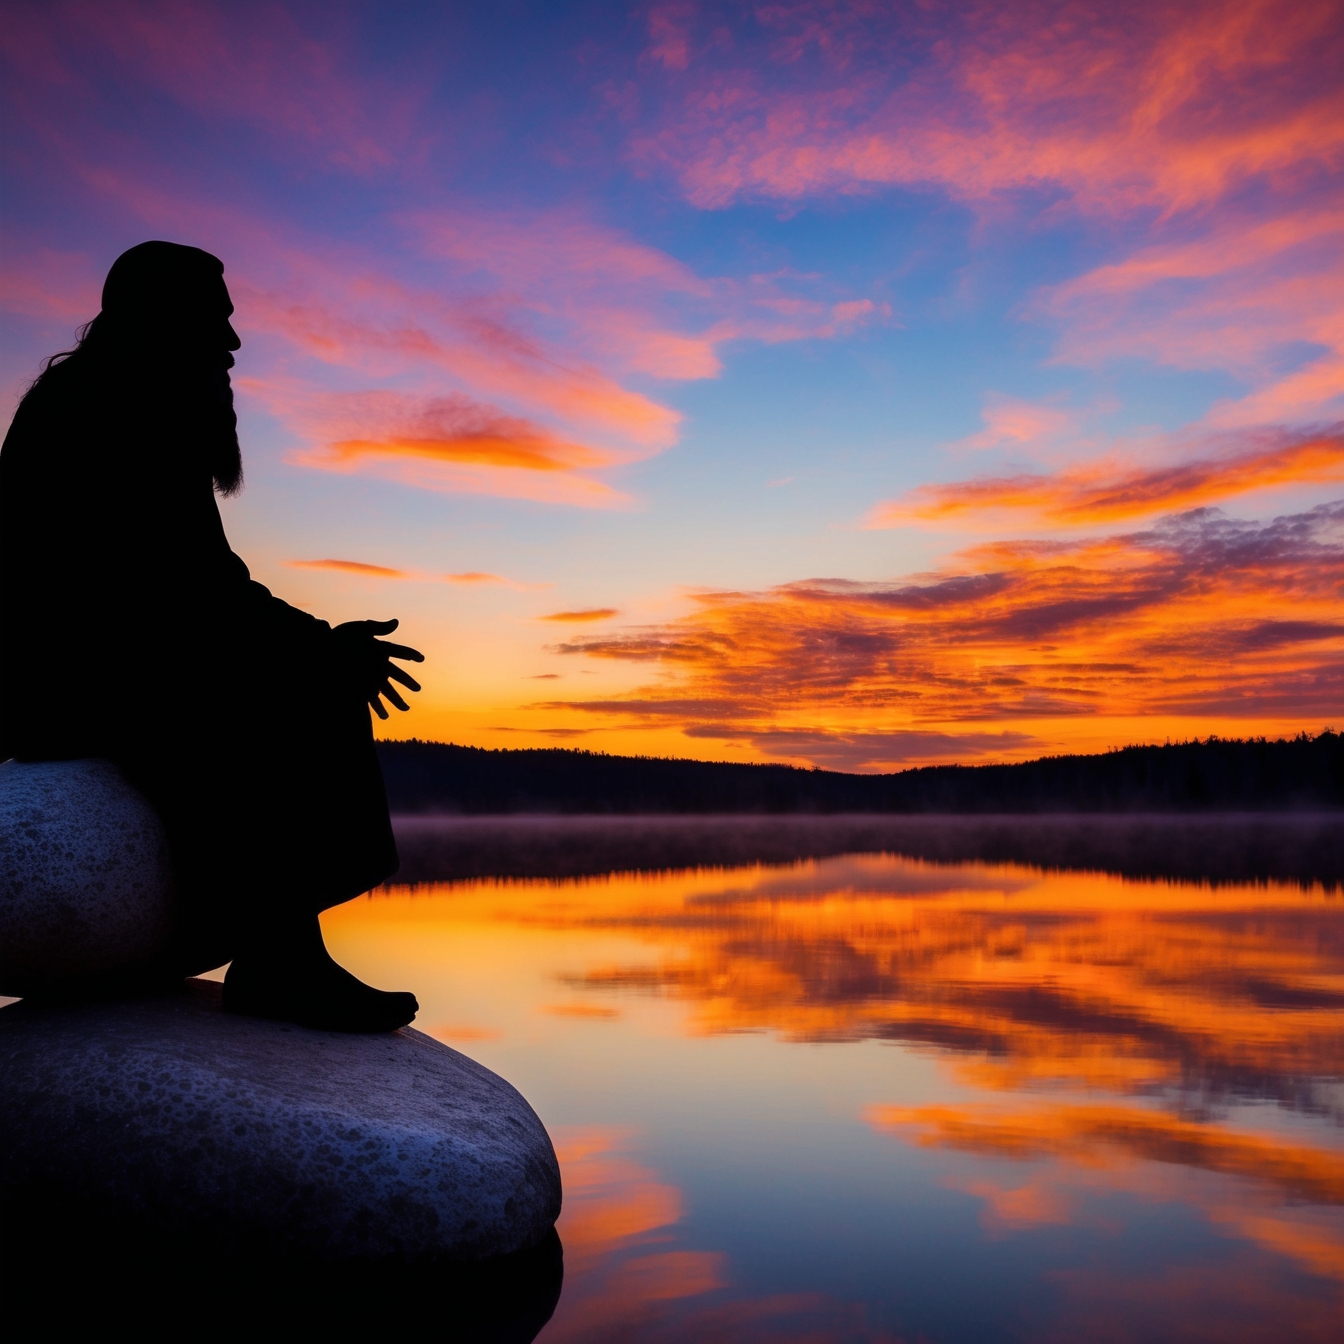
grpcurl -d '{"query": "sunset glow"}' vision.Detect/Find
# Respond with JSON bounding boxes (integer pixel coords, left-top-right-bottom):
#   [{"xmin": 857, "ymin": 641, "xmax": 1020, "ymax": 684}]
[{"xmin": 3, "ymin": 1, "xmax": 1341, "ymax": 763}]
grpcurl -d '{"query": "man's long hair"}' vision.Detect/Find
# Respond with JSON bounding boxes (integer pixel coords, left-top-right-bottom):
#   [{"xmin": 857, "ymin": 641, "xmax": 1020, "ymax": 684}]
[{"xmin": 22, "ymin": 243, "xmax": 244, "ymax": 496}]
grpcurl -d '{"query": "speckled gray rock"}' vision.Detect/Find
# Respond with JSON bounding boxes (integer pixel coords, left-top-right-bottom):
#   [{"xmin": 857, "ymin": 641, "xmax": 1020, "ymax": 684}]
[
  {"xmin": 0, "ymin": 758, "xmax": 178, "ymax": 996},
  {"xmin": 0, "ymin": 980, "xmax": 562, "ymax": 1260}
]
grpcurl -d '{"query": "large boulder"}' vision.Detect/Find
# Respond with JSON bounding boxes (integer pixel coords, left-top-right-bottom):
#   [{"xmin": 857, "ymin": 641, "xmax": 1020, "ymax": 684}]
[
  {"xmin": 0, "ymin": 979, "xmax": 563, "ymax": 1261},
  {"xmin": 0, "ymin": 757, "xmax": 180, "ymax": 996}
]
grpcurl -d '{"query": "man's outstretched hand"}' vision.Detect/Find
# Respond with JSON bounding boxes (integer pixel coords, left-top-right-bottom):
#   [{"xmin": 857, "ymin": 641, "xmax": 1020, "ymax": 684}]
[{"xmin": 333, "ymin": 618, "xmax": 424, "ymax": 720}]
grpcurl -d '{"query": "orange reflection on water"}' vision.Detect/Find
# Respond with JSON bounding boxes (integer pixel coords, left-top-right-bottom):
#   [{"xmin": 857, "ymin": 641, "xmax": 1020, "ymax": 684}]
[
  {"xmin": 498, "ymin": 855, "xmax": 1344, "ymax": 1296},
  {"xmin": 488, "ymin": 857, "xmax": 1344, "ymax": 1109},
  {"xmin": 542, "ymin": 1126, "xmax": 728, "ymax": 1341},
  {"xmin": 868, "ymin": 1102, "xmax": 1344, "ymax": 1205},
  {"xmin": 324, "ymin": 846, "xmax": 1344, "ymax": 1330},
  {"xmin": 555, "ymin": 1126, "xmax": 682, "ymax": 1267},
  {"xmin": 870, "ymin": 1098, "xmax": 1344, "ymax": 1292}
]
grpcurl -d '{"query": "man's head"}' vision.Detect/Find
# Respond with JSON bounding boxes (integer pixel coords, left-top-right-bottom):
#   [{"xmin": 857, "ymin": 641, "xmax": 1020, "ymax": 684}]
[
  {"xmin": 95, "ymin": 241, "xmax": 244, "ymax": 495},
  {"xmin": 100, "ymin": 241, "xmax": 240, "ymax": 363}
]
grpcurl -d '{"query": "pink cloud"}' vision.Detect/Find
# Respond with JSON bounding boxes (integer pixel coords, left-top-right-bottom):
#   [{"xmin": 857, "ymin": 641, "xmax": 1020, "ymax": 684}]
[
  {"xmin": 635, "ymin": 1, "xmax": 1344, "ymax": 215},
  {"xmin": 646, "ymin": 5, "xmax": 694, "ymax": 72},
  {"xmin": 0, "ymin": 1, "xmax": 427, "ymax": 174},
  {"xmin": 0, "ymin": 189, "xmax": 686, "ymax": 501},
  {"xmin": 236, "ymin": 268, "xmax": 683, "ymax": 452},
  {"xmin": 29, "ymin": 190, "xmax": 879, "ymax": 447},
  {"xmin": 956, "ymin": 396, "xmax": 1077, "ymax": 452},
  {"xmin": 410, "ymin": 209, "xmax": 885, "ymax": 383},
  {"xmin": 1, "ymin": 4, "xmax": 892, "ymax": 503},
  {"xmin": 630, "ymin": 1, "xmax": 1344, "ymax": 426},
  {"xmin": 0, "ymin": 248, "xmax": 101, "ymax": 324},
  {"xmin": 1043, "ymin": 207, "xmax": 1344, "ymax": 423}
]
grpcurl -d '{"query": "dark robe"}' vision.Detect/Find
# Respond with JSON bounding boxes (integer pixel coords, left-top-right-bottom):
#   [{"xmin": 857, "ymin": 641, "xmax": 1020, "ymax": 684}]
[{"xmin": 0, "ymin": 354, "xmax": 397, "ymax": 970}]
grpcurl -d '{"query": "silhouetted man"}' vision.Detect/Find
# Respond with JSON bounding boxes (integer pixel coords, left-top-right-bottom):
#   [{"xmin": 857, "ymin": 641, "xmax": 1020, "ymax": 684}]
[{"xmin": 0, "ymin": 241, "xmax": 421, "ymax": 1031}]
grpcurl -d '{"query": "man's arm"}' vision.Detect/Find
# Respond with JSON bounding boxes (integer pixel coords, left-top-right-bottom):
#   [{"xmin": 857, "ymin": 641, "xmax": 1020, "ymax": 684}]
[{"xmin": 217, "ymin": 551, "xmax": 423, "ymax": 718}]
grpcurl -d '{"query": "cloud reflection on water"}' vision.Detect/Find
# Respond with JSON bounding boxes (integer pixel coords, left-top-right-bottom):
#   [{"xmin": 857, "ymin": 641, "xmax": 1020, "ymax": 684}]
[
  {"xmin": 547, "ymin": 856, "xmax": 1344, "ymax": 1117},
  {"xmin": 334, "ymin": 833, "xmax": 1344, "ymax": 1337},
  {"xmin": 541, "ymin": 1126, "xmax": 732, "ymax": 1341},
  {"xmin": 531, "ymin": 851, "xmax": 1343, "ymax": 1321}
]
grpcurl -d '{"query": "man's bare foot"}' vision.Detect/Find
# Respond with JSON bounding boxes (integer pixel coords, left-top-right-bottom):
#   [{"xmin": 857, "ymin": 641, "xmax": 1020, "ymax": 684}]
[{"xmin": 223, "ymin": 919, "xmax": 417, "ymax": 1032}]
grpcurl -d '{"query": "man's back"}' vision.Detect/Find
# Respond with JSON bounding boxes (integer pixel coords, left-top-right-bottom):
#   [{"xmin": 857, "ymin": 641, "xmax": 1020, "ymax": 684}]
[{"xmin": 0, "ymin": 354, "xmax": 321, "ymax": 761}]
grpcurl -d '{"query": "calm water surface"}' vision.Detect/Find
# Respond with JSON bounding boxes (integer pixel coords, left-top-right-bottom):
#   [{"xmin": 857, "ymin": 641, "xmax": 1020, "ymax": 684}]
[{"xmin": 320, "ymin": 817, "xmax": 1344, "ymax": 1342}]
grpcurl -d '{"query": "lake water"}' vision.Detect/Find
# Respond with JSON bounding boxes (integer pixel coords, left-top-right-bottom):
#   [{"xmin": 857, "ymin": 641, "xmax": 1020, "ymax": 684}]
[{"xmin": 315, "ymin": 815, "xmax": 1344, "ymax": 1342}]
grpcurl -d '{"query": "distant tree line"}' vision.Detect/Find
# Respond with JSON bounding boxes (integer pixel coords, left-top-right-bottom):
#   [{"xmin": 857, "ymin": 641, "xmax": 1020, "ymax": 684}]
[{"xmin": 376, "ymin": 731, "xmax": 1343, "ymax": 814}]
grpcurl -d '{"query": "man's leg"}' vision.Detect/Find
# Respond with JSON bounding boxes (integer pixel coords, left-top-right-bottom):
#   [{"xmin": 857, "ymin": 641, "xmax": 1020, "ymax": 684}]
[
  {"xmin": 219, "ymin": 686, "xmax": 417, "ymax": 1031},
  {"xmin": 124, "ymin": 686, "xmax": 418, "ymax": 1031}
]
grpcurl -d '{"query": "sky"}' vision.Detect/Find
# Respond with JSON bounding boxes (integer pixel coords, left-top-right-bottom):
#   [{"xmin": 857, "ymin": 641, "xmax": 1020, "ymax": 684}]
[{"xmin": 2, "ymin": 0, "xmax": 1342, "ymax": 770}]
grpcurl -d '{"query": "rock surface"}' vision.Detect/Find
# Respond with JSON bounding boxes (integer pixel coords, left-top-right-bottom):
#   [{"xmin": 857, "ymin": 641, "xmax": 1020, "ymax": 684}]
[
  {"xmin": 0, "ymin": 758, "xmax": 177, "ymax": 996},
  {"xmin": 0, "ymin": 980, "xmax": 562, "ymax": 1260}
]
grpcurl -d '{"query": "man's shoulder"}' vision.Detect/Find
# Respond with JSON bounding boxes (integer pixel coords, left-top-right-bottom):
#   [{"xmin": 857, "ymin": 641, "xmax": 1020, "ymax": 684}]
[{"xmin": 4, "ymin": 364, "xmax": 123, "ymax": 464}]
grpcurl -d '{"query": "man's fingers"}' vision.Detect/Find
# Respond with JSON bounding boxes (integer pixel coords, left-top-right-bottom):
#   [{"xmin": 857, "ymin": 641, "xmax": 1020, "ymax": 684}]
[
  {"xmin": 387, "ymin": 664, "xmax": 421, "ymax": 693},
  {"xmin": 380, "ymin": 683, "xmax": 411, "ymax": 712},
  {"xmin": 366, "ymin": 618, "xmax": 399, "ymax": 635},
  {"xmin": 378, "ymin": 641, "xmax": 424, "ymax": 663},
  {"xmin": 369, "ymin": 694, "xmax": 390, "ymax": 720}
]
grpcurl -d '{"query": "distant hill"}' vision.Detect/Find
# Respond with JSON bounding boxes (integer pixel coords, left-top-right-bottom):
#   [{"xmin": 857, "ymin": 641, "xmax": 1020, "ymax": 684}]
[{"xmin": 376, "ymin": 731, "xmax": 1343, "ymax": 814}]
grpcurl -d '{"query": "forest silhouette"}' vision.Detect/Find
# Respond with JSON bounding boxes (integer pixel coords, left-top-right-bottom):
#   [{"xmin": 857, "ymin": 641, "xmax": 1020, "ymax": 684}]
[{"xmin": 378, "ymin": 731, "xmax": 1343, "ymax": 815}]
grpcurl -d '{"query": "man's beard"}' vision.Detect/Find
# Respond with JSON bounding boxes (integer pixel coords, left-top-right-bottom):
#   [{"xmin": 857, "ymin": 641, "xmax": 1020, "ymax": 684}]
[{"xmin": 207, "ymin": 364, "xmax": 243, "ymax": 496}]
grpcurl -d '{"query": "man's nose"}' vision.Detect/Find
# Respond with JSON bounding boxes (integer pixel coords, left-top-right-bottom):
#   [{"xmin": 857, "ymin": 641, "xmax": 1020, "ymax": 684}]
[{"xmin": 225, "ymin": 321, "xmax": 241, "ymax": 351}]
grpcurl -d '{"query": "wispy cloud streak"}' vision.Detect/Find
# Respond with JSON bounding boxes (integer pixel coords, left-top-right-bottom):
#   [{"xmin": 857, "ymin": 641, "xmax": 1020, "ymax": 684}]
[
  {"xmin": 873, "ymin": 426, "xmax": 1344, "ymax": 527},
  {"xmin": 287, "ymin": 558, "xmax": 539, "ymax": 589}
]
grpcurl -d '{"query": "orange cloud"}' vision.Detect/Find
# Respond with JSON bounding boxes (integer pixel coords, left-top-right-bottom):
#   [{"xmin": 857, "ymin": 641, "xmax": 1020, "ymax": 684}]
[
  {"xmin": 325, "ymin": 432, "xmax": 599, "ymax": 475},
  {"xmin": 540, "ymin": 608, "xmax": 619, "ymax": 623},
  {"xmin": 872, "ymin": 426, "xmax": 1344, "ymax": 527},
  {"xmin": 254, "ymin": 384, "xmax": 631, "ymax": 507},
  {"xmin": 544, "ymin": 501, "xmax": 1344, "ymax": 765},
  {"xmin": 241, "ymin": 282, "xmax": 679, "ymax": 441},
  {"xmin": 289, "ymin": 558, "xmax": 406, "ymax": 578}
]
